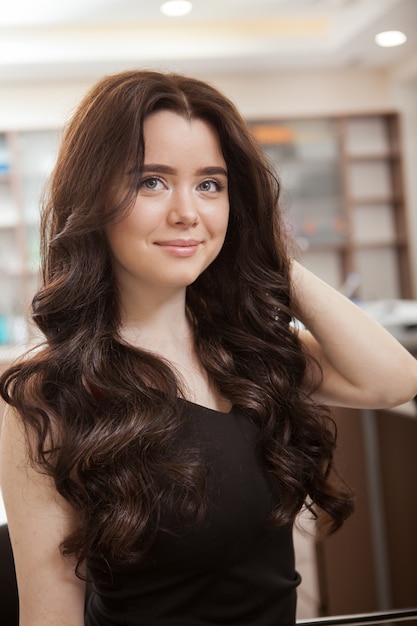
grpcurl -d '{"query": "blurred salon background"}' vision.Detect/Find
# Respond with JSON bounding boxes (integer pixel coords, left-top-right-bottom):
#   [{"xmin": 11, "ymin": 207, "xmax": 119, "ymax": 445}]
[{"xmin": 0, "ymin": 0, "xmax": 417, "ymax": 621}]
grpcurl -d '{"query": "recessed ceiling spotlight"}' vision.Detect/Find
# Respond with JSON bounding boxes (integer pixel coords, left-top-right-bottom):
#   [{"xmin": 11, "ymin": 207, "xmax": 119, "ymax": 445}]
[
  {"xmin": 375, "ymin": 30, "xmax": 407, "ymax": 48},
  {"xmin": 160, "ymin": 1, "xmax": 193, "ymax": 17}
]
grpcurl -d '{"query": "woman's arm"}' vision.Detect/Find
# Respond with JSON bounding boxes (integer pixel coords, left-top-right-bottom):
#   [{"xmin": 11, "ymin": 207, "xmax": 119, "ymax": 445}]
[
  {"xmin": 0, "ymin": 407, "xmax": 86, "ymax": 626},
  {"xmin": 291, "ymin": 260, "xmax": 417, "ymax": 408}
]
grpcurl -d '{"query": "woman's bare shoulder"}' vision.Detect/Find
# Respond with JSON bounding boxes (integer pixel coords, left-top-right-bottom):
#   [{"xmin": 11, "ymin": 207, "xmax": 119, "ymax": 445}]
[{"xmin": 0, "ymin": 406, "xmax": 86, "ymax": 626}]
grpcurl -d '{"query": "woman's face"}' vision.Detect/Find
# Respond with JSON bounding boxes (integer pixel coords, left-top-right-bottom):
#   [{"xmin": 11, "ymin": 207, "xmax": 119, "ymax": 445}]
[{"xmin": 106, "ymin": 110, "xmax": 230, "ymax": 300}]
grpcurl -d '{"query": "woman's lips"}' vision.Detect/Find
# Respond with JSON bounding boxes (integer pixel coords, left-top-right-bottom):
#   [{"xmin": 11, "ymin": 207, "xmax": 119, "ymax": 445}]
[{"xmin": 154, "ymin": 239, "xmax": 201, "ymax": 257}]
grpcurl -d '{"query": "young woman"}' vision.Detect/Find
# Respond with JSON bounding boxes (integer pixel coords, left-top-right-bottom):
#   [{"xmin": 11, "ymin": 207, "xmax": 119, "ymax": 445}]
[{"xmin": 1, "ymin": 70, "xmax": 416, "ymax": 626}]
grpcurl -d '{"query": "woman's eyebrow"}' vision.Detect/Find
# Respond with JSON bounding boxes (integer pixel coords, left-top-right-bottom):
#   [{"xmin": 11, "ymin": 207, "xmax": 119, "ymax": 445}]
[
  {"xmin": 142, "ymin": 164, "xmax": 176, "ymax": 174},
  {"xmin": 197, "ymin": 166, "xmax": 228, "ymax": 178},
  {"xmin": 142, "ymin": 164, "xmax": 228, "ymax": 177}
]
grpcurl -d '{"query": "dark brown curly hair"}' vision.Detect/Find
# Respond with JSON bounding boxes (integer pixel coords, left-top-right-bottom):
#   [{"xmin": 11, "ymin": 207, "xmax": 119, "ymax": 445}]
[{"xmin": 0, "ymin": 70, "xmax": 353, "ymax": 574}]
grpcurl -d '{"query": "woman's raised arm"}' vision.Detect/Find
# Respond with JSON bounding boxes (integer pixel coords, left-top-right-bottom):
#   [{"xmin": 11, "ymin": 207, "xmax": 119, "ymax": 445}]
[
  {"xmin": 290, "ymin": 260, "xmax": 417, "ymax": 409},
  {"xmin": 0, "ymin": 407, "xmax": 86, "ymax": 626}
]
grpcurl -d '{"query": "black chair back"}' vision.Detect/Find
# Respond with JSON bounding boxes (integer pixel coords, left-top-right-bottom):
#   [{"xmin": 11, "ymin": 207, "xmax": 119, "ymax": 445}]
[{"xmin": 0, "ymin": 524, "xmax": 19, "ymax": 626}]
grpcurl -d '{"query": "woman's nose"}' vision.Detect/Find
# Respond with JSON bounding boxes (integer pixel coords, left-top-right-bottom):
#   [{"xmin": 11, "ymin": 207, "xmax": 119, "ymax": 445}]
[{"xmin": 167, "ymin": 189, "xmax": 199, "ymax": 227}]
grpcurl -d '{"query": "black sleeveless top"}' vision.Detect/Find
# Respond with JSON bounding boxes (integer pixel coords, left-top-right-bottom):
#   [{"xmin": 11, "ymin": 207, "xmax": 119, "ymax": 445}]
[{"xmin": 85, "ymin": 402, "xmax": 300, "ymax": 625}]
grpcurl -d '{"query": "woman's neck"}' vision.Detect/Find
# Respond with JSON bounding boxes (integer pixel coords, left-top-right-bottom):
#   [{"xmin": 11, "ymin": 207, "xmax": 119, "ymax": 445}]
[
  {"xmin": 118, "ymin": 287, "xmax": 190, "ymax": 353},
  {"xmin": 117, "ymin": 286, "xmax": 232, "ymax": 413}
]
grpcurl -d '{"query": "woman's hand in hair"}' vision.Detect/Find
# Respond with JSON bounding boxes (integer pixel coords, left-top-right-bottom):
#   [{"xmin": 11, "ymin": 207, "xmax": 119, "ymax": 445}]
[{"xmin": 290, "ymin": 260, "xmax": 417, "ymax": 409}]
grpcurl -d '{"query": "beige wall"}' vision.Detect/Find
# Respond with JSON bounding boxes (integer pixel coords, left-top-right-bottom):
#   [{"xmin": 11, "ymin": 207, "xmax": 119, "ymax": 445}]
[{"xmin": 0, "ymin": 68, "xmax": 395, "ymax": 129}]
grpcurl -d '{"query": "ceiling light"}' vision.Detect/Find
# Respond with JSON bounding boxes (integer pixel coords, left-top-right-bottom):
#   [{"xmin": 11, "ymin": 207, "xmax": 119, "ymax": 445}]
[
  {"xmin": 375, "ymin": 30, "xmax": 407, "ymax": 48},
  {"xmin": 160, "ymin": 1, "xmax": 193, "ymax": 17}
]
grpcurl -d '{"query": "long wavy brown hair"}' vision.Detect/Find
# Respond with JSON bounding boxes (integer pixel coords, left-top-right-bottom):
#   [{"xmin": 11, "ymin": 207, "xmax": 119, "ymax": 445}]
[{"xmin": 0, "ymin": 70, "xmax": 353, "ymax": 573}]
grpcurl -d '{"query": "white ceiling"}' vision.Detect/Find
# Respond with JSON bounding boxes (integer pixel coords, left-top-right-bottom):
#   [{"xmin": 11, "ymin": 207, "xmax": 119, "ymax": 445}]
[{"xmin": 0, "ymin": 0, "xmax": 416, "ymax": 83}]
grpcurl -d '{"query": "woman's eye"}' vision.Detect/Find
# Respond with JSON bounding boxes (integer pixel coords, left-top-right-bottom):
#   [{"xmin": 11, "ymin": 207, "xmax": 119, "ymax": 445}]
[
  {"xmin": 141, "ymin": 177, "xmax": 164, "ymax": 190},
  {"xmin": 198, "ymin": 179, "xmax": 222, "ymax": 193}
]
